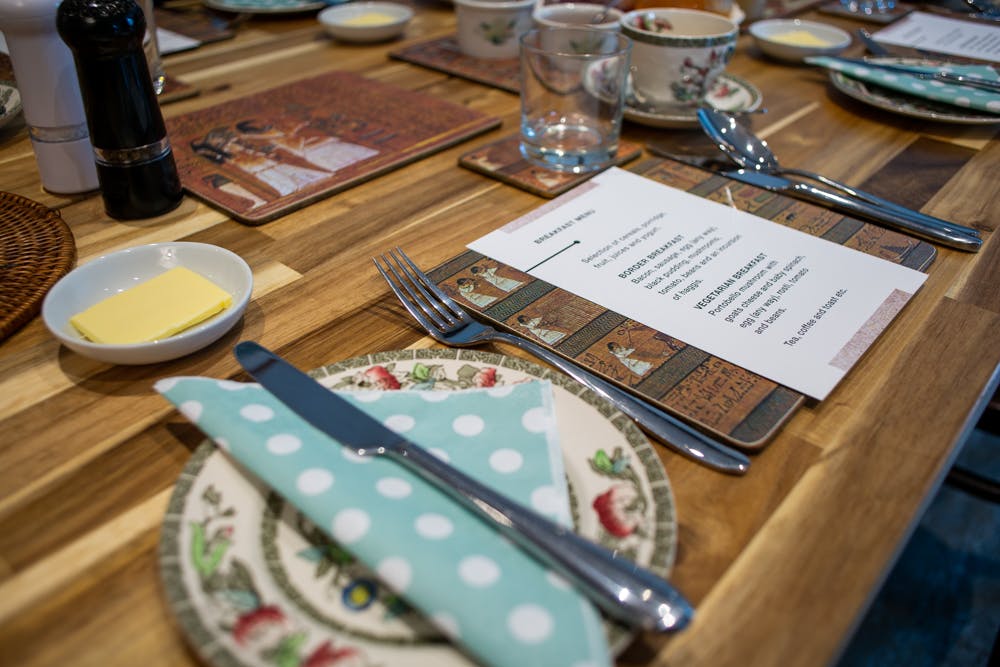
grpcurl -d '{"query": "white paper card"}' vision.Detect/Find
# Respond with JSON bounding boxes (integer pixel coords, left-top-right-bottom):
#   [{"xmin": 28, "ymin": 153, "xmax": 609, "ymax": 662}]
[
  {"xmin": 157, "ymin": 27, "xmax": 201, "ymax": 56},
  {"xmin": 468, "ymin": 168, "xmax": 927, "ymax": 400},
  {"xmin": 874, "ymin": 12, "xmax": 1000, "ymax": 63}
]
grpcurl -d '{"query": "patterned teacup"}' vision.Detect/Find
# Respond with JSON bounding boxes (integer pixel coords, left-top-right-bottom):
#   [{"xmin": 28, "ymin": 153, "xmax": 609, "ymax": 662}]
[
  {"xmin": 532, "ymin": 2, "xmax": 624, "ymax": 32},
  {"xmin": 455, "ymin": 0, "xmax": 535, "ymax": 60},
  {"xmin": 620, "ymin": 8, "xmax": 737, "ymax": 111}
]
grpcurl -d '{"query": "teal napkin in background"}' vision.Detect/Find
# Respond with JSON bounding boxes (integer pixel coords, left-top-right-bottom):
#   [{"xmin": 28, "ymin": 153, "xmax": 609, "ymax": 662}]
[
  {"xmin": 156, "ymin": 377, "xmax": 611, "ymax": 667},
  {"xmin": 807, "ymin": 56, "xmax": 1000, "ymax": 114}
]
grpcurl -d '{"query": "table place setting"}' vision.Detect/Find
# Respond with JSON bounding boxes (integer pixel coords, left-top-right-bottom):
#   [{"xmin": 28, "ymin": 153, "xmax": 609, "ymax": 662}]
[
  {"xmin": 156, "ymin": 344, "xmax": 680, "ymax": 667},
  {"xmin": 2, "ymin": 3, "xmax": 999, "ymax": 667},
  {"xmin": 806, "ymin": 55, "xmax": 1000, "ymax": 114}
]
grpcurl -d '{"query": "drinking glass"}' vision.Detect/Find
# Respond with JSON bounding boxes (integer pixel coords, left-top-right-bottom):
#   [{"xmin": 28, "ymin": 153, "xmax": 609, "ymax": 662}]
[
  {"xmin": 139, "ymin": 0, "xmax": 166, "ymax": 94},
  {"xmin": 519, "ymin": 28, "xmax": 631, "ymax": 173}
]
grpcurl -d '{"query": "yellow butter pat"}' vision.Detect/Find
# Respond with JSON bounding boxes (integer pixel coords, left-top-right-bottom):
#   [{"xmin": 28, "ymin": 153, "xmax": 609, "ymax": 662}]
[
  {"xmin": 341, "ymin": 11, "xmax": 397, "ymax": 26},
  {"xmin": 769, "ymin": 30, "xmax": 832, "ymax": 47},
  {"xmin": 70, "ymin": 267, "xmax": 233, "ymax": 344}
]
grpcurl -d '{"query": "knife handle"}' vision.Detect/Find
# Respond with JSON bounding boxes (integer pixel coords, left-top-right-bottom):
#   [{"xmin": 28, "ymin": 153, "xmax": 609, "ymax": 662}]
[
  {"xmin": 391, "ymin": 440, "xmax": 694, "ymax": 633},
  {"xmin": 781, "ymin": 167, "xmax": 980, "ymax": 239},
  {"xmin": 790, "ymin": 182, "xmax": 982, "ymax": 252}
]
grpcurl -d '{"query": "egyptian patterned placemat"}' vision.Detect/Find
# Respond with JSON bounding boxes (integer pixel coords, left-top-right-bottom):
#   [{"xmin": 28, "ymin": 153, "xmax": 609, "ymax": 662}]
[
  {"xmin": 429, "ymin": 159, "xmax": 937, "ymax": 449},
  {"xmin": 166, "ymin": 71, "xmax": 502, "ymax": 225},
  {"xmin": 390, "ymin": 35, "xmax": 520, "ymax": 94},
  {"xmin": 0, "ymin": 192, "xmax": 76, "ymax": 341},
  {"xmin": 155, "ymin": 6, "xmax": 236, "ymax": 45},
  {"xmin": 460, "ymin": 135, "xmax": 643, "ymax": 197}
]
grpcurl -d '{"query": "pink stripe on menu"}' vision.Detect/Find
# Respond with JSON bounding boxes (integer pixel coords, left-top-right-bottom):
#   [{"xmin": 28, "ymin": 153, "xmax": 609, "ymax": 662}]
[
  {"xmin": 499, "ymin": 180, "xmax": 602, "ymax": 232},
  {"xmin": 829, "ymin": 289, "xmax": 912, "ymax": 371}
]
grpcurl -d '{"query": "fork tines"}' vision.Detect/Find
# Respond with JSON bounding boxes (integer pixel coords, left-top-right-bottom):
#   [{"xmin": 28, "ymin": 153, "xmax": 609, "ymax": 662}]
[{"xmin": 373, "ymin": 248, "xmax": 466, "ymax": 336}]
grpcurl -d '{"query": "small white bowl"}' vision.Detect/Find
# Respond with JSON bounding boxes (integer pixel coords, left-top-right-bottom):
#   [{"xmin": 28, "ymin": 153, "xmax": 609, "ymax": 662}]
[
  {"xmin": 749, "ymin": 19, "xmax": 851, "ymax": 63},
  {"xmin": 318, "ymin": 2, "xmax": 414, "ymax": 43},
  {"xmin": 42, "ymin": 242, "xmax": 253, "ymax": 365}
]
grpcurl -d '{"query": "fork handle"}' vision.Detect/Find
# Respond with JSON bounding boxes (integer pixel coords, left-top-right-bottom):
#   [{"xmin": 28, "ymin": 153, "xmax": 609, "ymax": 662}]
[
  {"xmin": 490, "ymin": 331, "xmax": 751, "ymax": 474},
  {"xmin": 392, "ymin": 440, "xmax": 694, "ymax": 632},
  {"xmin": 781, "ymin": 167, "xmax": 981, "ymax": 239}
]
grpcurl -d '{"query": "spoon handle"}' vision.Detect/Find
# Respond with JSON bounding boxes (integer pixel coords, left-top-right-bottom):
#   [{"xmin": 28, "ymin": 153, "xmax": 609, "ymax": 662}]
[{"xmin": 780, "ymin": 167, "xmax": 981, "ymax": 239}]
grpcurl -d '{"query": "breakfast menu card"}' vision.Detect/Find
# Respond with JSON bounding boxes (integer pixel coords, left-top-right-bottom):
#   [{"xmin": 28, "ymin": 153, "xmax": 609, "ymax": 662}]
[
  {"xmin": 468, "ymin": 168, "xmax": 928, "ymax": 400},
  {"xmin": 874, "ymin": 12, "xmax": 1000, "ymax": 63}
]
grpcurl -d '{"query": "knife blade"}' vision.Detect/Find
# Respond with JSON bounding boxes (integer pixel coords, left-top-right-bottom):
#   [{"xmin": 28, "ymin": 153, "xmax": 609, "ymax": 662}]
[
  {"xmin": 648, "ymin": 148, "xmax": 982, "ymax": 252},
  {"xmin": 812, "ymin": 56, "xmax": 1000, "ymax": 93},
  {"xmin": 234, "ymin": 340, "xmax": 694, "ymax": 633}
]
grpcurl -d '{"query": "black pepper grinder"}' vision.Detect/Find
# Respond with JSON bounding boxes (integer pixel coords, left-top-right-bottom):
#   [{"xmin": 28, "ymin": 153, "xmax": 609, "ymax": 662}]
[{"xmin": 57, "ymin": 0, "xmax": 183, "ymax": 220}]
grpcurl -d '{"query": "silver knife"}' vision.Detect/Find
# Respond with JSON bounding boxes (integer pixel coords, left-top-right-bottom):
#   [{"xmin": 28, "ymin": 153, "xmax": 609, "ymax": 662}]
[
  {"xmin": 234, "ymin": 341, "xmax": 694, "ymax": 633},
  {"xmin": 810, "ymin": 56, "xmax": 1000, "ymax": 93},
  {"xmin": 648, "ymin": 148, "xmax": 982, "ymax": 252}
]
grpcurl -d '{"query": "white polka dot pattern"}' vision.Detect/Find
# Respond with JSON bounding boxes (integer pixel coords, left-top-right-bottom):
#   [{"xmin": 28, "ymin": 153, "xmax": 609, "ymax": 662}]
[
  {"xmin": 452, "ymin": 414, "xmax": 485, "ymax": 436},
  {"xmin": 376, "ymin": 476, "xmax": 412, "ymax": 498},
  {"xmin": 508, "ymin": 604, "xmax": 554, "ymax": 643},
  {"xmin": 459, "ymin": 555, "xmax": 501, "ymax": 587},
  {"xmin": 267, "ymin": 433, "xmax": 301, "ymax": 455},
  {"xmin": 332, "ymin": 508, "xmax": 371, "ymax": 544},
  {"xmin": 296, "ymin": 468, "xmax": 333, "ymax": 495},
  {"xmin": 156, "ymin": 376, "xmax": 611, "ymax": 667},
  {"xmin": 415, "ymin": 513, "xmax": 453, "ymax": 539}
]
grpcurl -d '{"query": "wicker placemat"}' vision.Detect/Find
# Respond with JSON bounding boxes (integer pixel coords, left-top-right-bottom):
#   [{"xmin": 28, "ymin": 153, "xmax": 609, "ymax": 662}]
[{"xmin": 0, "ymin": 192, "xmax": 76, "ymax": 341}]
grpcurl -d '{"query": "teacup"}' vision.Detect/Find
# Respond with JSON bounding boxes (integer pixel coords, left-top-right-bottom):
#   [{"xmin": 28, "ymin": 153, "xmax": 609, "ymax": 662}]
[
  {"xmin": 455, "ymin": 0, "xmax": 535, "ymax": 60},
  {"xmin": 532, "ymin": 2, "xmax": 624, "ymax": 32},
  {"xmin": 620, "ymin": 8, "xmax": 738, "ymax": 111}
]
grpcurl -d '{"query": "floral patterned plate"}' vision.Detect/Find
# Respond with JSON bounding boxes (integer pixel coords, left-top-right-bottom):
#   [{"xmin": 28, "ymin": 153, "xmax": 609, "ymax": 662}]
[
  {"xmin": 624, "ymin": 72, "xmax": 762, "ymax": 129},
  {"xmin": 828, "ymin": 59, "xmax": 1000, "ymax": 125},
  {"xmin": 159, "ymin": 349, "xmax": 677, "ymax": 667}
]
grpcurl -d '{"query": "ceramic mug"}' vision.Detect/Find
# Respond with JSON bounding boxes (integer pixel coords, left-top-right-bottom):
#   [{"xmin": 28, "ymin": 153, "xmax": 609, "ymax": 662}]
[
  {"xmin": 532, "ymin": 2, "xmax": 625, "ymax": 32},
  {"xmin": 454, "ymin": 0, "xmax": 535, "ymax": 59},
  {"xmin": 620, "ymin": 8, "xmax": 738, "ymax": 111}
]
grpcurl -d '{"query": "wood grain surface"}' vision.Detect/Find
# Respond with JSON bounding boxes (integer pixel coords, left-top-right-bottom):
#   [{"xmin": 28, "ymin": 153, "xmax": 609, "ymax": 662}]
[{"xmin": 0, "ymin": 3, "xmax": 997, "ymax": 666}]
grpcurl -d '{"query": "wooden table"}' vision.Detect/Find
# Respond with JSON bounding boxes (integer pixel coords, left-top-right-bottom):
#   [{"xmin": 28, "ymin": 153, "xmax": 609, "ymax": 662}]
[{"xmin": 1, "ymin": 3, "xmax": 997, "ymax": 665}]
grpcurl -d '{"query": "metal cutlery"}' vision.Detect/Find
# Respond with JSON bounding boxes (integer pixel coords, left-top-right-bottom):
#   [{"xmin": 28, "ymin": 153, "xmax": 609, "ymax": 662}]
[
  {"xmin": 697, "ymin": 108, "xmax": 982, "ymax": 240},
  {"xmin": 235, "ymin": 341, "xmax": 695, "ymax": 633},
  {"xmin": 373, "ymin": 247, "xmax": 751, "ymax": 475},
  {"xmin": 647, "ymin": 146, "xmax": 983, "ymax": 253},
  {"xmin": 814, "ymin": 55, "xmax": 1000, "ymax": 93}
]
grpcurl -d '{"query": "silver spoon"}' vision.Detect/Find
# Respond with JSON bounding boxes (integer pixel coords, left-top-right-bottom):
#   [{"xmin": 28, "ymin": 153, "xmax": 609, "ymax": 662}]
[{"xmin": 697, "ymin": 108, "xmax": 981, "ymax": 240}]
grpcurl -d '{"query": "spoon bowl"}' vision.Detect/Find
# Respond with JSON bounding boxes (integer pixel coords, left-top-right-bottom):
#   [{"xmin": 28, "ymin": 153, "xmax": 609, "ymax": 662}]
[{"xmin": 697, "ymin": 107, "xmax": 779, "ymax": 171}]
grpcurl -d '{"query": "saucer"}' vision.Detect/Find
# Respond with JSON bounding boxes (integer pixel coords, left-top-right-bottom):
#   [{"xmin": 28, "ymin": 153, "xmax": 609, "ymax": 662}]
[{"xmin": 624, "ymin": 73, "xmax": 763, "ymax": 128}]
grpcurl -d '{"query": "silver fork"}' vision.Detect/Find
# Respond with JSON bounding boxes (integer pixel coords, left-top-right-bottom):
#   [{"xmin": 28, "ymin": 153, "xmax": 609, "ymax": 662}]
[{"xmin": 373, "ymin": 248, "xmax": 751, "ymax": 475}]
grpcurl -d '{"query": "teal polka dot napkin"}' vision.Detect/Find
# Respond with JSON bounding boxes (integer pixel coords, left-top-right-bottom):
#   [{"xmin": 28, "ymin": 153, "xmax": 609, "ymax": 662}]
[
  {"xmin": 807, "ymin": 56, "xmax": 1000, "ymax": 114},
  {"xmin": 156, "ymin": 377, "xmax": 611, "ymax": 667}
]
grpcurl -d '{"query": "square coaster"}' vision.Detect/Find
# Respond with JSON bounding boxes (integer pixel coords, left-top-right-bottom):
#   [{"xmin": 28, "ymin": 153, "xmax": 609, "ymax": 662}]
[
  {"xmin": 167, "ymin": 71, "xmax": 500, "ymax": 224},
  {"xmin": 459, "ymin": 134, "xmax": 642, "ymax": 197},
  {"xmin": 391, "ymin": 35, "xmax": 520, "ymax": 94}
]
